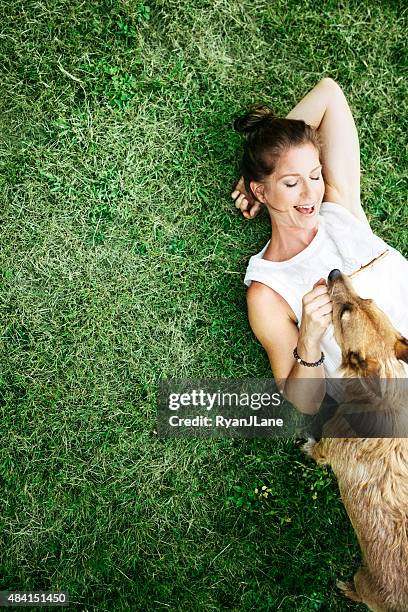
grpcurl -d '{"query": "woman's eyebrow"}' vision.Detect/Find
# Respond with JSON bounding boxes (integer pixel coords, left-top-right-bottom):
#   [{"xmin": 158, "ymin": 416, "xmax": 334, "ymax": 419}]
[{"xmin": 278, "ymin": 164, "xmax": 322, "ymax": 179}]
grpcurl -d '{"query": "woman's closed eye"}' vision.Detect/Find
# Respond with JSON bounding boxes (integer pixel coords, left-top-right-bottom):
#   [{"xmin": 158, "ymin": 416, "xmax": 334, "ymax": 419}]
[{"xmin": 285, "ymin": 176, "xmax": 321, "ymax": 188}]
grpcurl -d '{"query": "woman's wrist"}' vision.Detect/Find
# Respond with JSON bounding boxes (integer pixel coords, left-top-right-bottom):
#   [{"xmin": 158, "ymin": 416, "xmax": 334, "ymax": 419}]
[
  {"xmin": 296, "ymin": 337, "xmax": 322, "ymax": 363},
  {"xmin": 293, "ymin": 346, "xmax": 324, "ymax": 367}
]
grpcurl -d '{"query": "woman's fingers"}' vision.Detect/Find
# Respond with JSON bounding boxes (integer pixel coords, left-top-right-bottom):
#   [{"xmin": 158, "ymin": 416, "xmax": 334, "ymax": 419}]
[
  {"xmin": 232, "ymin": 191, "xmax": 250, "ymax": 209},
  {"xmin": 317, "ymin": 301, "xmax": 333, "ymax": 316},
  {"xmin": 232, "ymin": 193, "xmax": 262, "ymax": 219},
  {"xmin": 299, "ymin": 278, "xmax": 334, "ymax": 344},
  {"xmin": 312, "ymin": 293, "xmax": 332, "ymax": 310},
  {"xmin": 231, "ymin": 179, "xmax": 262, "ymax": 219},
  {"xmin": 302, "ymin": 281, "xmax": 333, "ymax": 327},
  {"xmin": 303, "ymin": 284, "xmax": 330, "ymax": 305},
  {"xmin": 248, "ymin": 201, "xmax": 262, "ymax": 217},
  {"xmin": 234, "ymin": 192, "xmax": 249, "ymax": 210},
  {"xmin": 242, "ymin": 201, "xmax": 262, "ymax": 219},
  {"xmin": 304, "ymin": 299, "xmax": 332, "ymax": 321},
  {"xmin": 233, "ymin": 177, "xmax": 246, "ymax": 194}
]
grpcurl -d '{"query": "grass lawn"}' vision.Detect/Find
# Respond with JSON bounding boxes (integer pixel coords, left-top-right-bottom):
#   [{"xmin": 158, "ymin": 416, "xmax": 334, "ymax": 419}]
[{"xmin": 0, "ymin": 0, "xmax": 406, "ymax": 610}]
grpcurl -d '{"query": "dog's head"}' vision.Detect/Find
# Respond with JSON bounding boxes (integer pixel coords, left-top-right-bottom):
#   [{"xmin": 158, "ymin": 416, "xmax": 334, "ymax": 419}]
[{"xmin": 327, "ymin": 269, "xmax": 408, "ymax": 377}]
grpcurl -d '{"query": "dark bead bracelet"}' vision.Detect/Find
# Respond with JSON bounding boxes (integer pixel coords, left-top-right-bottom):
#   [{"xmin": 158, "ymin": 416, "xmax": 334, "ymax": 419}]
[{"xmin": 293, "ymin": 346, "xmax": 325, "ymax": 367}]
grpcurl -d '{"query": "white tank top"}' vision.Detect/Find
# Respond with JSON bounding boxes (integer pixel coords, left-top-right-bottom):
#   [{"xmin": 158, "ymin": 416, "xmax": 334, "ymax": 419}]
[{"xmin": 244, "ymin": 202, "xmax": 408, "ymax": 377}]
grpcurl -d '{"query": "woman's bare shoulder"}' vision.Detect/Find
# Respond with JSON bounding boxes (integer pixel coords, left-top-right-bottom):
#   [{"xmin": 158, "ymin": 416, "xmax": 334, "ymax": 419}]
[
  {"xmin": 246, "ymin": 281, "xmax": 297, "ymax": 323},
  {"xmin": 246, "ymin": 282, "xmax": 300, "ymax": 381}
]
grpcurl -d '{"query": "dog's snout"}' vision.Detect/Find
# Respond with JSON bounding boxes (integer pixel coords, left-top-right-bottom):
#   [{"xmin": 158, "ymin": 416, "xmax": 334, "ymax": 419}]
[{"xmin": 328, "ymin": 269, "xmax": 342, "ymax": 283}]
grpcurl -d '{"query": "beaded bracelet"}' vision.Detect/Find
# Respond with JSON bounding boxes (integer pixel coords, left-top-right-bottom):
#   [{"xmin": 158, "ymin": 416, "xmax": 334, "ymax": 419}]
[{"xmin": 293, "ymin": 346, "xmax": 325, "ymax": 367}]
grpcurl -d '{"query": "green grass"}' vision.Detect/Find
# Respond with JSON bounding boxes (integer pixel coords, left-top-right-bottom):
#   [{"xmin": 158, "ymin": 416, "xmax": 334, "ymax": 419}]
[{"xmin": 0, "ymin": 0, "xmax": 407, "ymax": 609}]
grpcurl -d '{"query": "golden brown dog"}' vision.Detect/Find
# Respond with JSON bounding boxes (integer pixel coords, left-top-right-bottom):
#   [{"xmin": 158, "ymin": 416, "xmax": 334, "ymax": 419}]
[{"xmin": 304, "ymin": 269, "xmax": 408, "ymax": 612}]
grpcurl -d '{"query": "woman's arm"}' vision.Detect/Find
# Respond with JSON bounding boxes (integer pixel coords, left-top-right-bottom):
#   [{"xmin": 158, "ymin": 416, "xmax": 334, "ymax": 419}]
[
  {"xmin": 247, "ymin": 281, "xmax": 331, "ymax": 415},
  {"xmin": 286, "ymin": 77, "xmax": 370, "ymax": 226},
  {"xmin": 233, "ymin": 78, "xmax": 370, "ymax": 227}
]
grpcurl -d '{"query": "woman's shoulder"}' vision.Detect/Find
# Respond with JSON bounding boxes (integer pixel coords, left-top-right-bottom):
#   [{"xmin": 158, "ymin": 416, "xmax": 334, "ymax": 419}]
[
  {"xmin": 247, "ymin": 281, "xmax": 298, "ymax": 324},
  {"xmin": 247, "ymin": 280, "xmax": 282, "ymax": 302}
]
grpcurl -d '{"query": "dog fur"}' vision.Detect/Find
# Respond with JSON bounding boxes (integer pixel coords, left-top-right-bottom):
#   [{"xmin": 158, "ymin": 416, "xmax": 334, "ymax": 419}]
[{"xmin": 304, "ymin": 271, "xmax": 408, "ymax": 612}]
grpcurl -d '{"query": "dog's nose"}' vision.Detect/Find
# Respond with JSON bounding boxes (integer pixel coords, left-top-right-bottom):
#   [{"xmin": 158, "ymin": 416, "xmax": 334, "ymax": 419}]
[{"xmin": 328, "ymin": 269, "xmax": 342, "ymax": 282}]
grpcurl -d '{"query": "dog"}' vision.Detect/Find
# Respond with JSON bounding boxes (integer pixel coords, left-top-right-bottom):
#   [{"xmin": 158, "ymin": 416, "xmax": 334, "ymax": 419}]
[{"xmin": 303, "ymin": 268, "xmax": 408, "ymax": 612}]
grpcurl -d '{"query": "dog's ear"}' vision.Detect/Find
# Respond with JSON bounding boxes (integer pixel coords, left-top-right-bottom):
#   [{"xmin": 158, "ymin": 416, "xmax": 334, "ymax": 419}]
[
  {"xmin": 346, "ymin": 351, "xmax": 380, "ymax": 377},
  {"xmin": 395, "ymin": 336, "xmax": 408, "ymax": 364}
]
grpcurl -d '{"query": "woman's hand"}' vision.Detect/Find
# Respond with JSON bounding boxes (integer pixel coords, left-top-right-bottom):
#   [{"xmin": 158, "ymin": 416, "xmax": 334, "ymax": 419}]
[
  {"xmin": 297, "ymin": 279, "xmax": 333, "ymax": 360},
  {"xmin": 231, "ymin": 177, "xmax": 263, "ymax": 219}
]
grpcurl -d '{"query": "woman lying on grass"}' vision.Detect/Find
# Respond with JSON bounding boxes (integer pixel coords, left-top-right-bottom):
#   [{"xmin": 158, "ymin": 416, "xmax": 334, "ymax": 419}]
[{"xmin": 232, "ymin": 78, "xmax": 408, "ymax": 413}]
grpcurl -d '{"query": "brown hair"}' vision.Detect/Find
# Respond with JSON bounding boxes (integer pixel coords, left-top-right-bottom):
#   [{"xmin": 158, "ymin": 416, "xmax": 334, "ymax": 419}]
[{"xmin": 233, "ymin": 105, "xmax": 322, "ymax": 202}]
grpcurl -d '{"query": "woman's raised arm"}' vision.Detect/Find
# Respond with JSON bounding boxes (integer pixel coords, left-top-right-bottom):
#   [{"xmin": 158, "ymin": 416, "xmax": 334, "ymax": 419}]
[{"xmin": 286, "ymin": 77, "xmax": 369, "ymax": 226}]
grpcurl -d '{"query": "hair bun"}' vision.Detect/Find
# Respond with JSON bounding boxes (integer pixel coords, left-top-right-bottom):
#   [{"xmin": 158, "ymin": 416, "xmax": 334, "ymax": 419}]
[{"xmin": 233, "ymin": 104, "xmax": 276, "ymax": 134}]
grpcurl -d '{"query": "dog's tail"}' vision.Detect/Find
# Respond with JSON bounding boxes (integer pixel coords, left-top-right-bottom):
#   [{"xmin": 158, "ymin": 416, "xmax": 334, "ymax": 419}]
[{"xmin": 336, "ymin": 580, "xmax": 362, "ymax": 602}]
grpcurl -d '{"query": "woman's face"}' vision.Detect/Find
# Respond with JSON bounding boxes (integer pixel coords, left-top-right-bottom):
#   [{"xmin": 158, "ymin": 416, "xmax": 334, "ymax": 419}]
[{"xmin": 251, "ymin": 143, "xmax": 325, "ymax": 228}]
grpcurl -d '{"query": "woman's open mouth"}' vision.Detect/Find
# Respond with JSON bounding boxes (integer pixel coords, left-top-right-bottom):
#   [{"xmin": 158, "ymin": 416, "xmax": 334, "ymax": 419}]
[{"xmin": 294, "ymin": 204, "xmax": 315, "ymax": 215}]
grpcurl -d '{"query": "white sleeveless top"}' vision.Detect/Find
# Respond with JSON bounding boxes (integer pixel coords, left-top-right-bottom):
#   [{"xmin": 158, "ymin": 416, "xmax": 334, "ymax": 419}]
[{"xmin": 244, "ymin": 202, "xmax": 408, "ymax": 378}]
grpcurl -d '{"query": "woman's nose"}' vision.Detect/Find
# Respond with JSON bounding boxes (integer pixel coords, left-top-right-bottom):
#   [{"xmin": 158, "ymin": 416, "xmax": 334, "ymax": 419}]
[{"xmin": 301, "ymin": 180, "xmax": 315, "ymax": 199}]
